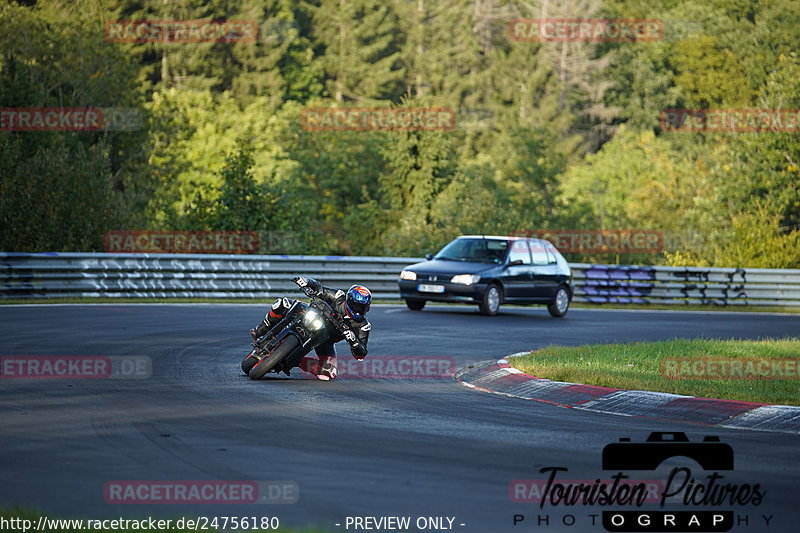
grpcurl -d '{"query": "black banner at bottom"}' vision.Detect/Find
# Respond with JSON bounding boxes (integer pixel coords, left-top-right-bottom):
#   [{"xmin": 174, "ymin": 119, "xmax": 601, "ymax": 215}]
[{"xmin": 603, "ymin": 511, "xmax": 733, "ymax": 532}]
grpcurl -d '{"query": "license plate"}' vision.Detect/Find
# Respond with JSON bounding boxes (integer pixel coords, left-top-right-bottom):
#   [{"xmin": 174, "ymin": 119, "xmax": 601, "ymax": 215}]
[{"xmin": 418, "ymin": 284, "xmax": 445, "ymax": 293}]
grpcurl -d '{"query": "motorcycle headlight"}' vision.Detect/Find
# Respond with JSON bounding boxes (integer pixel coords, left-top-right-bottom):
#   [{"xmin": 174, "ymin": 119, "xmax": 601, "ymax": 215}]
[
  {"xmin": 304, "ymin": 309, "xmax": 325, "ymax": 331},
  {"xmin": 400, "ymin": 270, "xmax": 417, "ymax": 281},
  {"xmin": 451, "ymin": 274, "xmax": 480, "ymax": 285}
]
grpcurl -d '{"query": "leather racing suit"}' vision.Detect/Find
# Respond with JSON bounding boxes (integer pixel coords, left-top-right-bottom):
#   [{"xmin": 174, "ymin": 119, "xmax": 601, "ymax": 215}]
[{"xmin": 250, "ymin": 278, "xmax": 370, "ymax": 378}]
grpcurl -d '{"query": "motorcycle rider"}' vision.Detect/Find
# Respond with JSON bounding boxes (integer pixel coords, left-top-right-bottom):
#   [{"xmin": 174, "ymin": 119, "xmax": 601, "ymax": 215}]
[{"xmin": 250, "ymin": 276, "xmax": 371, "ymax": 380}]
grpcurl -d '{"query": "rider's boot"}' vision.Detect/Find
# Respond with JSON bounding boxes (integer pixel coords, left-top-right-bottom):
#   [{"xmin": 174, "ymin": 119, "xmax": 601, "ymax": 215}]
[
  {"xmin": 299, "ymin": 355, "xmax": 337, "ymax": 380},
  {"xmin": 250, "ymin": 319, "xmax": 271, "ymax": 341},
  {"xmin": 317, "ymin": 355, "xmax": 338, "ymax": 381},
  {"xmin": 250, "ymin": 305, "xmax": 285, "ymax": 340},
  {"xmin": 299, "ymin": 356, "xmax": 321, "ymax": 376}
]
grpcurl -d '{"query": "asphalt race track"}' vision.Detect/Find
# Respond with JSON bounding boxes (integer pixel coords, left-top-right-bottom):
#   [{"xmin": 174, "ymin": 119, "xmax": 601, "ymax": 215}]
[{"xmin": 1, "ymin": 304, "xmax": 799, "ymax": 532}]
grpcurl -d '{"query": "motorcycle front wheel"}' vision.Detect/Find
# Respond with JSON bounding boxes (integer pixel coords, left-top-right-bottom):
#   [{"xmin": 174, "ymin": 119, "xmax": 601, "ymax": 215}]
[
  {"xmin": 242, "ymin": 348, "xmax": 259, "ymax": 375},
  {"xmin": 248, "ymin": 335, "xmax": 300, "ymax": 380}
]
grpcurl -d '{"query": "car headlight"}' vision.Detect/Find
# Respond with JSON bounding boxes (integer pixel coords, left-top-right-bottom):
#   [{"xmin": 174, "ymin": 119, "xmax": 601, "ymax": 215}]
[
  {"xmin": 304, "ymin": 309, "xmax": 325, "ymax": 331},
  {"xmin": 400, "ymin": 270, "xmax": 417, "ymax": 281},
  {"xmin": 451, "ymin": 274, "xmax": 480, "ymax": 285}
]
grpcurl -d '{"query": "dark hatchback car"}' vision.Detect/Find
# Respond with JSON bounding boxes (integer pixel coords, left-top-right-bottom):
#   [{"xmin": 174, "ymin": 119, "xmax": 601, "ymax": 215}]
[{"xmin": 397, "ymin": 235, "xmax": 572, "ymax": 317}]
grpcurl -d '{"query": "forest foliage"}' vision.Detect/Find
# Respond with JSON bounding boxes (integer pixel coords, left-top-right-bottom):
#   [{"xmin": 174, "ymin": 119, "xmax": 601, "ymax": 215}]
[{"xmin": 1, "ymin": 0, "xmax": 799, "ymax": 267}]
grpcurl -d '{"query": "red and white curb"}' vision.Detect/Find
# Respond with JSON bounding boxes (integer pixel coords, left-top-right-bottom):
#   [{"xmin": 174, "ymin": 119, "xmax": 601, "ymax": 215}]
[{"xmin": 454, "ymin": 353, "xmax": 800, "ymax": 434}]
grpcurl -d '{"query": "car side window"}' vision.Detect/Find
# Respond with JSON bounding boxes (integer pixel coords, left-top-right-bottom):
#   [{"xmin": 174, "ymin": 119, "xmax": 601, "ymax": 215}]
[
  {"xmin": 529, "ymin": 239, "xmax": 549, "ymax": 265},
  {"xmin": 508, "ymin": 240, "xmax": 532, "ymax": 264},
  {"xmin": 544, "ymin": 241, "xmax": 559, "ymax": 264}
]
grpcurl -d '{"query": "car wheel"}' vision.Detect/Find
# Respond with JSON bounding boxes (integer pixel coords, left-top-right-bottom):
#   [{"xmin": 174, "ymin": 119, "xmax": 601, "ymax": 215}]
[
  {"xmin": 548, "ymin": 286, "xmax": 570, "ymax": 318},
  {"xmin": 405, "ymin": 299, "xmax": 426, "ymax": 311},
  {"xmin": 479, "ymin": 284, "xmax": 502, "ymax": 316}
]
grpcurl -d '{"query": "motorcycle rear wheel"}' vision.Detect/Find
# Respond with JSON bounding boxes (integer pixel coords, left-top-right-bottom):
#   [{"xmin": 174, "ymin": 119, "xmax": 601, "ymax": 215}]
[{"xmin": 248, "ymin": 335, "xmax": 300, "ymax": 380}]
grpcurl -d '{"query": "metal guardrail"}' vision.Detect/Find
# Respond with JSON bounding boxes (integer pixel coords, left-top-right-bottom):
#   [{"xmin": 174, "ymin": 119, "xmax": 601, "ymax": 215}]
[
  {"xmin": 0, "ymin": 253, "xmax": 415, "ymax": 300},
  {"xmin": 570, "ymin": 263, "xmax": 800, "ymax": 307},
  {"xmin": 2, "ymin": 252, "xmax": 800, "ymax": 306}
]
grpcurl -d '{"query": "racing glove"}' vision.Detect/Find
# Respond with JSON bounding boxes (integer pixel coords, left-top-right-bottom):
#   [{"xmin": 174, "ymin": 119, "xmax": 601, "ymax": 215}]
[
  {"xmin": 343, "ymin": 329, "xmax": 367, "ymax": 360},
  {"xmin": 292, "ymin": 276, "xmax": 321, "ymax": 296}
]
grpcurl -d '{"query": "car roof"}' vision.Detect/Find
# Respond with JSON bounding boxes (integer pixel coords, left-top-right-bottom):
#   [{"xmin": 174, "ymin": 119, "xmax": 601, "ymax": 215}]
[{"xmin": 458, "ymin": 235, "xmax": 551, "ymax": 244}]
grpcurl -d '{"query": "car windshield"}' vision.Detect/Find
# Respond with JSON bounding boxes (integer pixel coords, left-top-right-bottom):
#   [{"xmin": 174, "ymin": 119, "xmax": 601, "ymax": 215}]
[{"xmin": 434, "ymin": 238, "xmax": 508, "ymax": 263}]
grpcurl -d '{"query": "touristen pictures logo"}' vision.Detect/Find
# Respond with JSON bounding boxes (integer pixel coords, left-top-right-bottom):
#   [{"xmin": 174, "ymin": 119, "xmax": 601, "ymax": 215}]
[{"xmin": 511, "ymin": 432, "xmax": 770, "ymax": 532}]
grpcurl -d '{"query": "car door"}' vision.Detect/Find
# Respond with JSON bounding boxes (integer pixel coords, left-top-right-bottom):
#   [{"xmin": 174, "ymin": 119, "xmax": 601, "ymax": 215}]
[
  {"xmin": 529, "ymin": 239, "xmax": 561, "ymax": 300},
  {"xmin": 502, "ymin": 239, "xmax": 535, "ymax": 300}
]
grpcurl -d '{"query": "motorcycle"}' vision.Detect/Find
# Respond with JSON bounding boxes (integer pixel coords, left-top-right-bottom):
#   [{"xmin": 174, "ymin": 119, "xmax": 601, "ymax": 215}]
[{"xmin": 241, "ymin": 278, "xmax": 353, "ymax": 380}]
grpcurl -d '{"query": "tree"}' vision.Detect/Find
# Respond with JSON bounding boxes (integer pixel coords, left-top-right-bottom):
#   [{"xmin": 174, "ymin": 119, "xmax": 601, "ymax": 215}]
[
  {"xmin": 385, "ymin": 129, "xmax": 456, "ymax": 253},
  {"xmin": 0, "ymin": 134, "xmax": 122, "ymax": 252},
  {"xmin": 0, "ymin": 2, "xmax": 148, "ymax": 250},
  {"xmin": 304, "ymin": 0, "xmax": 405, "ymax": 103},
  {"xmin": 669, "ymin": 35, "xmax": 752, "ymax": 108},
  {"xmin": 556, "ymin": 126, "xmax": 714, "ymax": 263},
  {"xmin": 396, "ymin": 0, "xmax": 486, "ymax": 107}
]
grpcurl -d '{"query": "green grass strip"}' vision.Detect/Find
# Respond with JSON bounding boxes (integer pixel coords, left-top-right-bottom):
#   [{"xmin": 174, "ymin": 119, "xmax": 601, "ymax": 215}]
[{"xmin": 511, "ymin": 338, "xmax": 800, "ymax": 406}]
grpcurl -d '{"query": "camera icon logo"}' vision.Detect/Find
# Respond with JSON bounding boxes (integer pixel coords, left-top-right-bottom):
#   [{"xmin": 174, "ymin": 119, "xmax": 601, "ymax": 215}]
[{"xmin": 602, "ymin": 432, "xmax": 734, "ymax": 471}]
